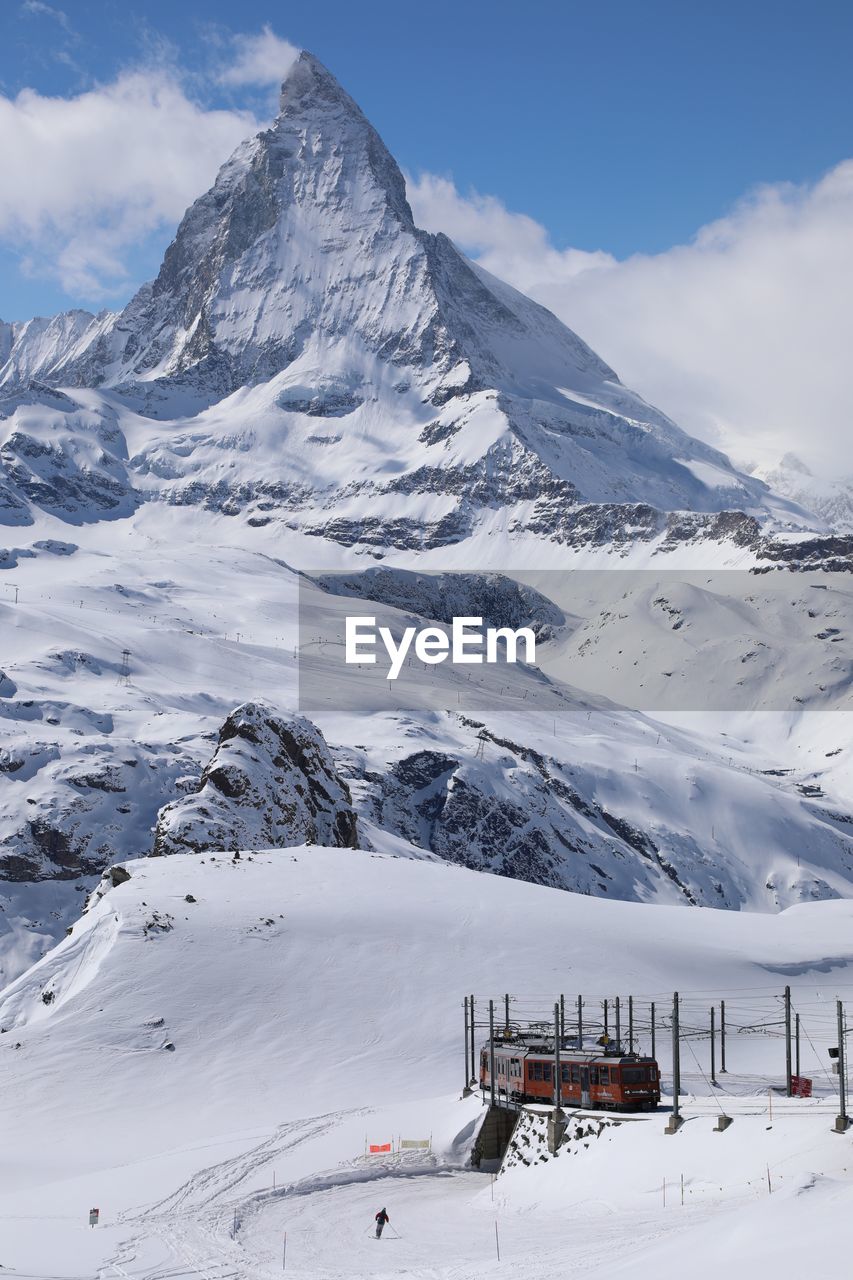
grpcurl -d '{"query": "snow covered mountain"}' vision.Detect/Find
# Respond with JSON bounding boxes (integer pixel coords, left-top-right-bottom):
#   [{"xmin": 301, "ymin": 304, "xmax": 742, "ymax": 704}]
[
  {"xmin": 1, "ymin": 50, "xmax": 852, "ymax": 975},
  {"xmin": 0, "ymin": 51, "xmax": 833, "ymax": 560},
  {"xmin": 752, "ymin": 454, "xmax": 853, "ymax": 535}
]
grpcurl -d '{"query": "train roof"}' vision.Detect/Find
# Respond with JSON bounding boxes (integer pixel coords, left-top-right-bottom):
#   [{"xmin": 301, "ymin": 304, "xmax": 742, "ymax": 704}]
[{"xmin": 487, "ymin": 1042, "xmax": 656, "ymax": 1065}]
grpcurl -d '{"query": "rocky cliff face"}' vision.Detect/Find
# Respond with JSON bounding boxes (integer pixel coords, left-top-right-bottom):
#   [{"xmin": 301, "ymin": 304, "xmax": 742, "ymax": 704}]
[{"xmin": 152, "ymin": 702, "xmax": 358, "ymax": 856}]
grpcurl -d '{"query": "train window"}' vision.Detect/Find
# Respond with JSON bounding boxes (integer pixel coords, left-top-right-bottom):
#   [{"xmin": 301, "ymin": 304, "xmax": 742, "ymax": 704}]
[
  {"xmin": 531, "ymin": 1062, "xmax": 543, "ymax": 1081},
  {"xmin": 590, "ymin": 1068, "xmax": 599, "ymax": 1085},
  {"xmin": 561, "ymin": 1065, "xmax": 570, "ymax": 1082},
  {"xmin": 570, "ymin": 1065, "xmax": 580, "ymax": 1083},
  {"xmin": 542, "ymin": 1063, "xmax": 552, "ymax": 1082},
  {"xmin": 621, "ymin": 1068, "xmax": 647, "ymax": 1083},
  {"xmin": 511, "ymin": 1058, "xmax": 521, "ymax": 1074},
  {"xmin": 599, "ymin": 1067, "xmax": 610, "ymax": 1084}
]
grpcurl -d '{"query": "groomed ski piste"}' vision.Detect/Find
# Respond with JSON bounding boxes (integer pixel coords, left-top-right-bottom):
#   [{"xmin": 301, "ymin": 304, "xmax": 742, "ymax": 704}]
[{"xmin": 0, "ymin": 844, "xmax": 852, "ymax": 1279}]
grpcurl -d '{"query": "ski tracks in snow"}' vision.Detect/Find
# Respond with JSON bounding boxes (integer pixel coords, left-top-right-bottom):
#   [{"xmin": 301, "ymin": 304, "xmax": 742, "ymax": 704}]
[{"xmin": 100, "ymin": 1110, "xmax": 472, "ymax": 1279}]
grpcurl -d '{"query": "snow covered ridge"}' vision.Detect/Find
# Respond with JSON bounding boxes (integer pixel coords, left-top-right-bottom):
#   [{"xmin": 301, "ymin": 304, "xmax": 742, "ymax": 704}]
[{"xmin": 0, "ymin": 51, "xmax": 848, "ymax": 559}]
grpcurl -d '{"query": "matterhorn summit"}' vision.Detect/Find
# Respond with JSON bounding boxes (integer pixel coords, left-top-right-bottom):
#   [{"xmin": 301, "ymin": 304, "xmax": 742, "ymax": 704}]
[{"xmin": 0, "ymin": 52, "xmax": 831, "ymax": 555}]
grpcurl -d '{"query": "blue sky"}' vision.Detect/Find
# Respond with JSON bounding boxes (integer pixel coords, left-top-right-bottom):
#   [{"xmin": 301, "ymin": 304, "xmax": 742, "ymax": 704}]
[{"xmin": 1, "ymin": 0, "xmax": 851, "ymax": 321}]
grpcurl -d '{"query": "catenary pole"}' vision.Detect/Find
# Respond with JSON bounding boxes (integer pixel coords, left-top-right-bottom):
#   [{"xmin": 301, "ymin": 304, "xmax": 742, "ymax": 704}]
[
  {"xmin": 554, "ymin": 1002, "xmax": 562, "ymax": 1108},
  {"xmin": 489, "ymin": 1000, "xmax": 496, "ymax": 1108},
  {"xmin": 720, "ymin": 1000, "xmax": 726, "ymax": 1073},
  {"xmin": 464, "ymin": 997, "xmax": 470, "ymax": 1090},
  {"xmin": 672, "ymin": 992, "xmax": 681, "ymax": 1123},
  {"xmin": 795, "ymin": 1012, "xmax": 800, "ymax": 1078},
  {"xmin": 784, "ymin": 986, "xmax": 793, "ymax": 1097},
  {"xmin": 837, "ymin": 999, "xmax": 847, "ymax": 1131}
]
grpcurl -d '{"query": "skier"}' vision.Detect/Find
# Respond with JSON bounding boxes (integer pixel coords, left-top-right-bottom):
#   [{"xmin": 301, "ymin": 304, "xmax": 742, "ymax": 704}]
[{"xmin": 374, "ymin": 1207, "xmax": 390, "ymax": 1239}]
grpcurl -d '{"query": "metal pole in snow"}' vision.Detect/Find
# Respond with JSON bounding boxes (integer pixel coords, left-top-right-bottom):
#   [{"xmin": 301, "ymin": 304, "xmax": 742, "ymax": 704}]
[
  {"xmin": 283, "ymin": 1231, "xmax": 287, "ymax": 1270},
  {"xmin": 628, "ymin": 995, "xmax": 634, "ymax": 1054},
  {"xmin": 784, "ymin": 986, "xmax": 793, "ymax": 1097},
  {"xmin": 795, "ymin": 1012, "xmax": 800, "ymax": 1078},
  {"xmin": 554, "ymin": 1002, "xmax": 561, "ymax": 1109},
  {"xmin": 464, "ymin": 997, "xmax": 470, "ymax": 1090},
  {"xmin": 720, "ymin": 1000, "xmax": 727, "ymax": 1073},
  {"xmin": 560, "ymin": 993, "xmax": 565, "ymax": 1040},
  {"xmin": 489, "ymin": 1000, "xmax": 496, "ymax": 1108},
  {"xmin": 710, "ymin": 1006, "xmax": 716, "ymax": 1084},
  {"xmin": 651, "ymin": 1001, "xmax": 656, "ymax": 1060},
  {"xmin": 615, "ymin": 996, "xmax": 621, "ymax": 1050},
  {"xmin": 504, "ymin": 993, "xmax": 510, "ymax": 1033},
  {"xmin": 603, "ymin": 998, "xmax": 609, "ymax": 1038},
  {"xmin": 577, "ymin": 994, "xmax": 583, "ymax": 1049},
  {"xmin": 470, "ymin": 994, "xmax": 476, "ymax": 1084},
  {"xmin": 672, "ymin": 992, "xmax": 681, "ymax": 1122},
  {"xmin": 837, "ymin": 999, "xmax": 848, "ymax": 1130},
  {"xmin": 494, "ymin": 1221, "xmax": 500, "ymax": 1261}
]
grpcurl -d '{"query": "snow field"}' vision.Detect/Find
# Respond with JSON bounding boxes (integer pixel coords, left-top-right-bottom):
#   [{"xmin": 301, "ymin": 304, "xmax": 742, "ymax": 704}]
[{"xmin": 0, "ymin": 847, "xmax": 852, "ymax": 1275}]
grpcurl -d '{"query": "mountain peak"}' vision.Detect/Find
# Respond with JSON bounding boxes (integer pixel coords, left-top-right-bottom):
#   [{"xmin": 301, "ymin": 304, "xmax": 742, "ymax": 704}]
[{"xmin": 279, "ymin": 50, "xmax": 351, "ymax": 112}]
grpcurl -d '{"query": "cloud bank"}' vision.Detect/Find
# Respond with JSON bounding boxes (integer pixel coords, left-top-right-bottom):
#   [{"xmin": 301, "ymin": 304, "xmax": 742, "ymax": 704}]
[
  {"xmin": 0, "ymin": 29, "xmax": 298, "ymax": 299},
  {"xmin": 408, "ymin": 166, "xmax": 853, "ymax": 477}
]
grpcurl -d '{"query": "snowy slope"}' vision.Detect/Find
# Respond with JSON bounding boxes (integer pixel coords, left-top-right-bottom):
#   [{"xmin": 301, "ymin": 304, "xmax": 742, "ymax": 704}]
[
  {"xmin": 0, "ymin": 846, "xmax": 851, "ymax": 1278},
  {"xmin": 4, "ymin": 525, "xmax": 853, "ymax": 994}
]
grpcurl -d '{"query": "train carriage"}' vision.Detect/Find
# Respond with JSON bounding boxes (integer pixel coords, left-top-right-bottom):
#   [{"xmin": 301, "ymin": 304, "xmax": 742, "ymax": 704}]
[{"xmin": 480, "ymin": 1038, "xmax": 660, "ymax": 1112}]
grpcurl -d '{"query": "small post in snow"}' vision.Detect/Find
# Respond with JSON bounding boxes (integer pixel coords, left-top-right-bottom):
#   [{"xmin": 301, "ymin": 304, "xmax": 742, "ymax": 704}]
[
  {"xmin": 283, "ymin": 1231, "xmax": 287, "ymax": 1270},
  {"xmin": 494, "ymin": 1220, "xmax": 501, "ymax": 1261}
]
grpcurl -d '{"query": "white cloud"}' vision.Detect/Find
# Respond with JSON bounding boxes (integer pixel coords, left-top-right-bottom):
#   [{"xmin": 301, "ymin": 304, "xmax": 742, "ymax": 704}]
[
  {"xmin": 408, "ymin": 165, "xmax": 853, "ymax": 478},
  {"xmin": 20, "ymin": 0, "xmax": 73, "ymax": 32},
  {"xmin": 0, "ymin": 27, "xmax": 300, "ymax": 304},
  {"xmin": 0, "ymin": 69, "xmax": 259, "ymax": 301},
  {"xmin": 217, "ymin": 25, "xmax": 299, "ymax": 88}
]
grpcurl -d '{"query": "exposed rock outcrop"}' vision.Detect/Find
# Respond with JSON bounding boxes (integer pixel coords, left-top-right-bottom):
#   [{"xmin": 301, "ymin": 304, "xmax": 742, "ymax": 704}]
[{"xmin": 152, "ymin": 702, "xmax": 358, "ymax": 856}]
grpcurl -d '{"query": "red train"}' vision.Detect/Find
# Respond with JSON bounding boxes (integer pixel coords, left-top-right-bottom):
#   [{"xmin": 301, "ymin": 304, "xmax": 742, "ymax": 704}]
[{"xmin": 480, "ymin": 1037, "xmax": 660, "ymax": 1112}]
